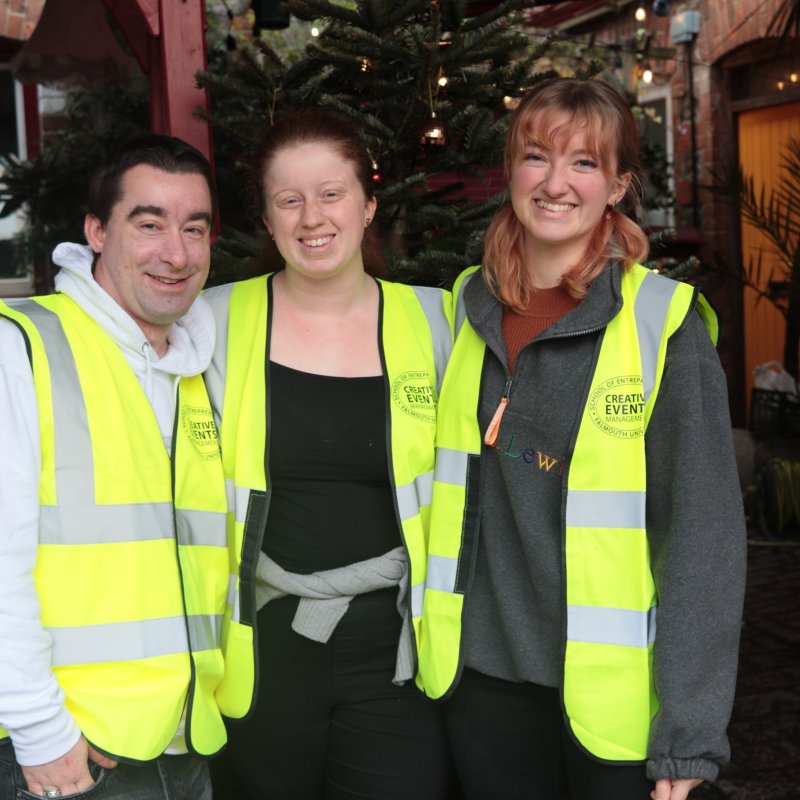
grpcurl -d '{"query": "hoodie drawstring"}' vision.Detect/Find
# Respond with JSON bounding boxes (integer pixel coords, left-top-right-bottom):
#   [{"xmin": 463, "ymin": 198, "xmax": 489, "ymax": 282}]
[{"xmin": 142, "ymin": 341, "xmax": 154, "ymax": 399}]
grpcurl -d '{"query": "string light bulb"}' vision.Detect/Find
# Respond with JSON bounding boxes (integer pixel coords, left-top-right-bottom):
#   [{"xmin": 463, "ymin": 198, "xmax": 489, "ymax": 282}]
[{"xmin": 635, "ymin": 2, "xmax": 647, "ymax": 22}]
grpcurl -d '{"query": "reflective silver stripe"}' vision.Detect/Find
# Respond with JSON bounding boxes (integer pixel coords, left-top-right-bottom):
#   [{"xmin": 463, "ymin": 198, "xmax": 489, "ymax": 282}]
[
  {"xmin": 232, "ymin": 584, "xmax": 242, "ymax": 624},
  {"xmin": 11, "ymin": 300, "xmax": 94, "ymax": 506},
  {"xmin": 567, "ymin": 605, "xmax": 656, "ymax": 648},
  {"xmin": 39, "ymin": 495, "xmax": 224, "ymax": 547},
  {"xmin": 226, "ymin": 573, "xmax": 241, "ymax": 624},
  {"xmin": 176, "ymin": 509, "xmax": 227, "ymax": 547},
  {"xmin": 453, "ymin": 273, "xmax": 476, "ymax": 339},
  {"xmin": 426, "ymin": 554, "xmax": 458, "ymax": 594},
  {"xmin": 48, "ymin": 615, "xmax": 224, "ymax": 667},
  {"xmin": 16, "ymin": 301, "xmax": 225, "ymax": 548},
  {"xmin": 410, "ymin": 580, "xmax": 425, "ymax": 618},
  {"xmin": 633, "ymin": 271, "xmax": 679, "ymax": 402},
  {"xmin": 48, "ymin": 616, "xmax": 190, "ymax": 666},
  {"xmin": 411, "ymin": 286, "xmax": 452, "ymax": 394},
  {"xmin": 434, "ymin": 447, "xmax": 471, "ymax": 487},
  {"xmin": 566, "ymin": 489, "xmax": 645, "ymax": 529},
  {"xmin": 396, "ymin": 471, "xmax": 433, "ymax": 521},
  {"xmin": 235, "ymin": 485, "xmax": 251, "ymax": 526},
  {"xmin": 187, "ymin": 612, "xmax": 224, "ymax": 651},
  {"xmin": 226, "ymin": 573, "xmax": 238, "ymax": 606},
  {"xmin": 202, "ymin": 283, "xmax": 235, "ymax": 426},
  {"xmin": 39, "ymin": 502, "xmax": 174, "ymax": 544}
]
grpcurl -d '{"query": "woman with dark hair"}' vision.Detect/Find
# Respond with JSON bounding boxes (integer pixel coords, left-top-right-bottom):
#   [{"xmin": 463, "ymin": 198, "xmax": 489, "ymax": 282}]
[
  {"xmin": 417, "ymin": 78, "xmax": 746, "ymax": 800},
  {"xmin": 204, "ymin": 110, "xmax": 454, "ymax": 799}
]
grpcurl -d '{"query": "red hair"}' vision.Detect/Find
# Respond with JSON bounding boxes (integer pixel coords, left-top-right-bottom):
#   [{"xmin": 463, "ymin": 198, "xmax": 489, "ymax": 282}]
[
  {"xmin": 483, "ymin": 78, "xmax": 649, "ymax": 309},
  {"xmin": 254, "ymin": 109, "xmax": 385, "ymax": 277}
]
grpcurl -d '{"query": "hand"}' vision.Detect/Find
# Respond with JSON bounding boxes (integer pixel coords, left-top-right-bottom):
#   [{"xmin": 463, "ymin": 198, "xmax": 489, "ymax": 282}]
[
  {"xmin": 651, "ymin": 777, "xmax": 704, "ymax": 800},
  {"xmin": 88, "ymin": 744, "xmax": 118, "ymax": 771},
  {"xmin": 20, "ymin": 736, "xmax": 118, "ymax": 796}
]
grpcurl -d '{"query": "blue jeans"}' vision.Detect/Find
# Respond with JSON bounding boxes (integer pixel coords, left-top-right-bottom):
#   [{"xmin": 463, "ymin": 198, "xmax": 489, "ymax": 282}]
[{"xmin": 0, "ymin": 740, "xmax": 212, "ymax": 800}]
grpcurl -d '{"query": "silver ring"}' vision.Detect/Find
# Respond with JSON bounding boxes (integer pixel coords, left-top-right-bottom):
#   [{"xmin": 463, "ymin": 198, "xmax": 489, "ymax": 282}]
[{"xmin": 43, "ymin": 791, "xmax": 62, "ymax": 799}]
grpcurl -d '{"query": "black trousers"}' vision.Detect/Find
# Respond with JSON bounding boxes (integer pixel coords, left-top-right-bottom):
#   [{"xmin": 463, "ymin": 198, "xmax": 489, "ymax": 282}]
[
  {"xmin": 211, "ymin": 589, "xmax": 455, "ymax": 800},
  {"xmin": 442, "ymin": 668, "xmax": 654, "ymax": 800}
]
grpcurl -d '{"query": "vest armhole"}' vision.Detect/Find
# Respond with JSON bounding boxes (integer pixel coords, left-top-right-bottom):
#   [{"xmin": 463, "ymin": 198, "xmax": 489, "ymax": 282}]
[
  {"xmin": 239, "ymin": 489, "xmax": 269, "ymax": 625},
  {"xmin": 0, "ymin": 314, "xmax": 34, "ymax": 367},
  {"xmin": 453, "ymin": 452, "xmax": 482, "ymax": 595},
  {"xmin": 667, "ymin": 286, "xmax": 720, "ymax": 350},
  {"xmin": 694, "ymin": 290, "xmax": 721, "ymax": 348}
]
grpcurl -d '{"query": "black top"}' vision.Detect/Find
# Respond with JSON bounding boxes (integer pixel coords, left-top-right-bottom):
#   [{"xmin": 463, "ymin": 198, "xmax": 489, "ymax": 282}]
[{"xmin": 263, "ymin": 361, "xmax": 401, "ymax": 574}]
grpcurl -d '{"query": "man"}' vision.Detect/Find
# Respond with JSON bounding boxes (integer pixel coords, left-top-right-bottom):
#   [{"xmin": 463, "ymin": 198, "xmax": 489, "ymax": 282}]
[{"xmin": 0, "ymin": 136, "xmax": 228, "ymax": 800}]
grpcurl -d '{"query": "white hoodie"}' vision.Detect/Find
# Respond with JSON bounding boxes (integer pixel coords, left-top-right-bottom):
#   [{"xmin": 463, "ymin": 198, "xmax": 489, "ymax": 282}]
[{"xmin": 0, "ymin": 243, "xmax": 215, "ymax": 766}]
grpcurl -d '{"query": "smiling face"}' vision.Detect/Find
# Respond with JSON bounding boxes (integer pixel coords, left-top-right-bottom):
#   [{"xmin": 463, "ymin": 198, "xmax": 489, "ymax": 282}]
[
  {"xmin": 262, "ymin": 141, "xmax": 377, "ymax": 283},
  {"xmin": 509, "ymin": 112, "xmax": 629, "ymax": 275},
  {"xmin": 85, "ymin": 164, "xmax": 212, "ymax": 353}
]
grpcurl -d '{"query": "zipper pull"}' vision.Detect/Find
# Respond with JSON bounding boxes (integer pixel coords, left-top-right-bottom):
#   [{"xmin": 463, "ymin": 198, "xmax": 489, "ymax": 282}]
[{"xmin": 484, "ymin": 375, "xmax": 513, "ymax": 446}]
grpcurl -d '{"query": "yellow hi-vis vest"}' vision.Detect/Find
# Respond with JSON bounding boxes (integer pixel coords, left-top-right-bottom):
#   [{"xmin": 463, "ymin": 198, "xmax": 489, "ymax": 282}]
[
  {"xmin": 417, "ymin": 263, "xmax": 718, "ymax": 762},
  {"xmin": 0, "ymin": 295, "xmax": 229, "ymax": 760},
  {"xmin": 203, "ymin": 274, "xmax": 453, "ymax": 719}
]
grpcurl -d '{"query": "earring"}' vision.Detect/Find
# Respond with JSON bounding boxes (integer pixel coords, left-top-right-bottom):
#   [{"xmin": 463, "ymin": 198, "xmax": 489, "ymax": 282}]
[
  {"xmin": 605, "ymin": 205, "xmax": 613, "ymax": 221},
  {"xmin": 365, "ymin": 218, "xmax": 372, "ymax": 227}
]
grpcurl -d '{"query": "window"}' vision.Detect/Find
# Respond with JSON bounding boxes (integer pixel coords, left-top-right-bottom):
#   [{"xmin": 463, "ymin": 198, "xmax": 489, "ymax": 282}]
[
  {"xmin": 636, "ymin": 86, "xmax": 674, "ymax": 227},
  {"xmin": 0, "ymin": 65, "xmax": 31, "ymax": 292}
]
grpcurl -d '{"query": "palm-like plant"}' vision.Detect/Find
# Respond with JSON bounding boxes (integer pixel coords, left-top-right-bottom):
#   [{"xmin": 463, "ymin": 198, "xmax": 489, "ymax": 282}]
[{"xmin": 712, "ymin": 137, "xmax": 800, "ymax": 376}]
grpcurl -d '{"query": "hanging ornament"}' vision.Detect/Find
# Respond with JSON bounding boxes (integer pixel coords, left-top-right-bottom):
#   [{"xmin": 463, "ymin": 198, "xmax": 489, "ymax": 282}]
[
  {"xmin": 367, "ymin": 151, "xmax": 382, "ymax": 185},
  {"xmin": 419, "ymin": 114, "xmax": 447, "ymax": 147}
]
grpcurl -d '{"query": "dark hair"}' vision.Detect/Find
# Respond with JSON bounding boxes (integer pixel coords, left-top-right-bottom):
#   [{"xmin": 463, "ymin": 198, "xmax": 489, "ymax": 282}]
[
  {"xmin": 86, "ymin": 134, "xmax": 217, "ymax": 226},
  {"xmin": 253, "ymin": 109, "xmax": 384, "ymax": 277},
  {"xmin": 483, "ymin": 78, "xmax": 649, "ymax": 308}
]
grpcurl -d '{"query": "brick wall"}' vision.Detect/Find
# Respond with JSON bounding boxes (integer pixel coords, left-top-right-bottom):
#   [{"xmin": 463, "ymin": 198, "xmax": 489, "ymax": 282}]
[
  {"xmin": 524, "ymin": 0, "xmax": 793, "ymax": 422},
  {"xmin": 684, "ymin": 0, "xmax": 790, "ymax": 422}
]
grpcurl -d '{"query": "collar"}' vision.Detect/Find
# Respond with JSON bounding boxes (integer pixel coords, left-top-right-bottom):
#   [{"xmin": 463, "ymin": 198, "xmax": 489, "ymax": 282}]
[{"xmin": 463, "ymin": 262, "xmax": 624, "ymax": 358}]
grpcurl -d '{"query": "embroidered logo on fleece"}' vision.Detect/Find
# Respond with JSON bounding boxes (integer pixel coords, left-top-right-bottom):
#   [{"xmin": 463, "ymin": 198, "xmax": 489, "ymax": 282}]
[
  {"xmin": 181, "ymin": 405, "xmax": 222, "ymax": 460},
  {"xmin": 391, "ymin": 370, "xmax": 437, "ymax": 424},
  {"xmin": 587, "ymin": 375, "xmax": 645, "ymax": 439},
  {"xmin": 495, "ymin": 433, "xmax": 567, "ymax": 476}
]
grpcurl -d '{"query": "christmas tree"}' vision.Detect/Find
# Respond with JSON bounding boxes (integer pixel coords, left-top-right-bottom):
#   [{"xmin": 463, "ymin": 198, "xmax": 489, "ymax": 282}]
[{"xmin": 199, "ymin": 0, "xmax": 562, "ymax": 287}]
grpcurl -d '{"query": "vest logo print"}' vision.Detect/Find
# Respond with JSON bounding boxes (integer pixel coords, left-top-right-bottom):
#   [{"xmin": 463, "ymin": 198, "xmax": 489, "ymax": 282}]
[
  {"xmin": 588, "ymin": 375, "xmax": 645, "ymax": 439},
  {"xmin": 181, "ymin": 405, "xmax": 222, "ymax": 460},
  {"xmin": 391, "ymin": 370, "xmax": 437, "ymax": 423}
]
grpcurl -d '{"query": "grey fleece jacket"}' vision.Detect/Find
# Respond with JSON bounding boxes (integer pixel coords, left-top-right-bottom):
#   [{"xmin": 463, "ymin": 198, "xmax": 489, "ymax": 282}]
[{"xmin": 459, "ymin": 263, "xmax": 746, "ymax": 782}]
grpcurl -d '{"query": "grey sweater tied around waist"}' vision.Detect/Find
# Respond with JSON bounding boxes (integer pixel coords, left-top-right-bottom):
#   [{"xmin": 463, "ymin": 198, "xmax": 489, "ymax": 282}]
[{"xmin": 254, "ymin": 546, "xmax": 415, "ymax": 685}]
